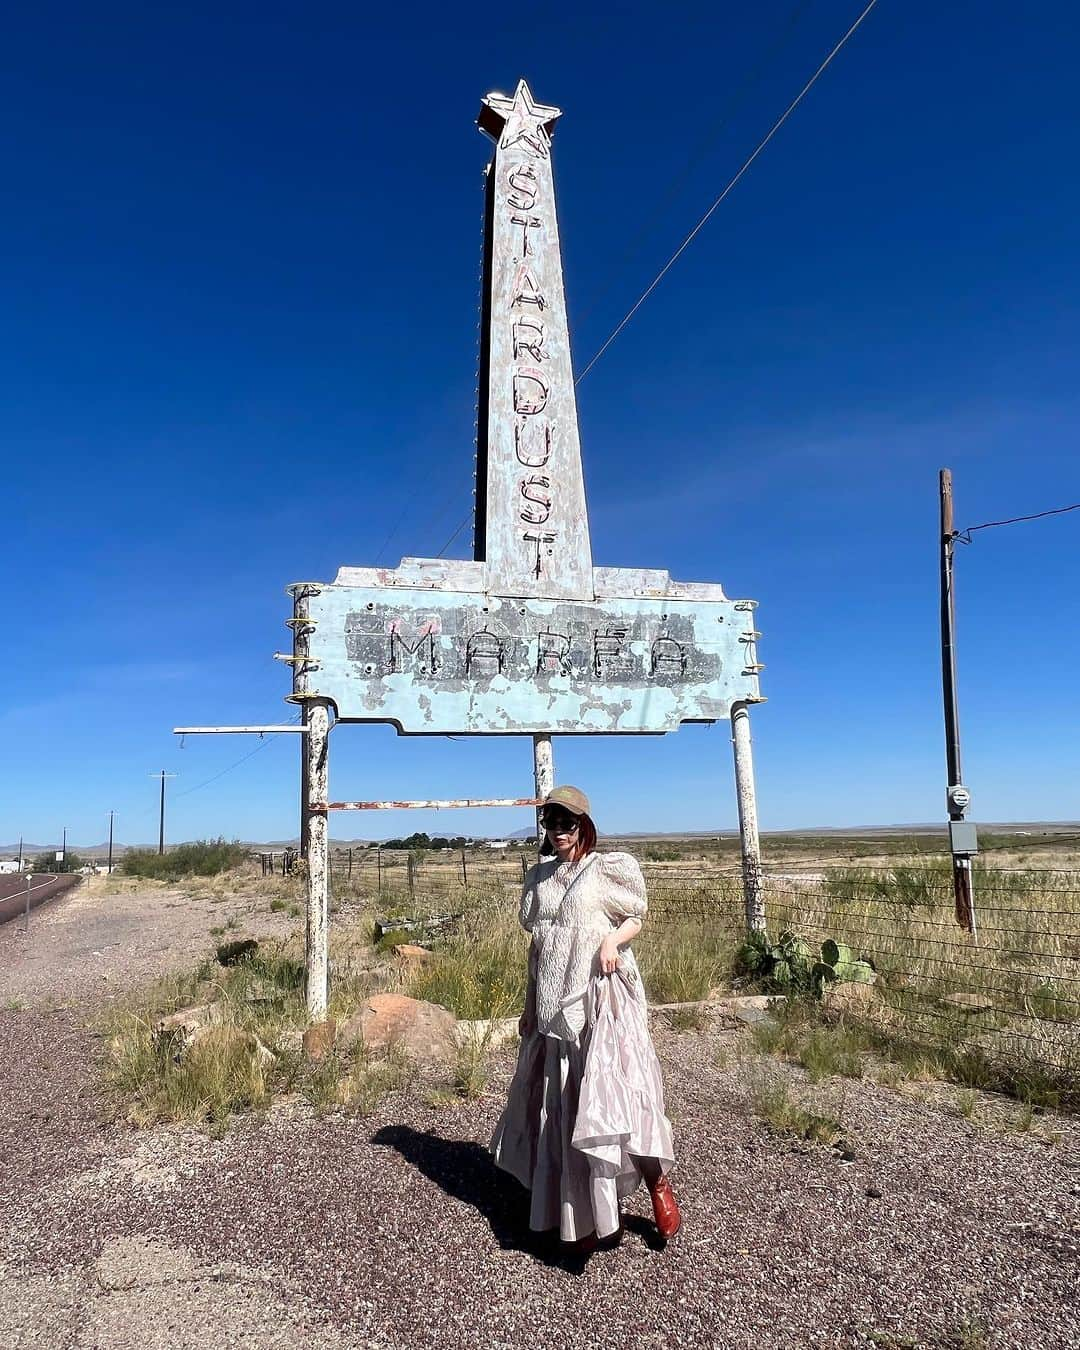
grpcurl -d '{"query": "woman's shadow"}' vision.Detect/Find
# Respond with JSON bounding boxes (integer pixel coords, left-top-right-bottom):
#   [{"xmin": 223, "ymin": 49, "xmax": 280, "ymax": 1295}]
[{"xmin": 370, "ymin": 1125, "xmax": 660, "ymax": 1270}]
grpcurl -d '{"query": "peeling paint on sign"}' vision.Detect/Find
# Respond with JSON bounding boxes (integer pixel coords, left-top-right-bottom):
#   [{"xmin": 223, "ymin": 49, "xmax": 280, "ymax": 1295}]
[{"xmin": 285, "ymin": 81, "xmax": 763, "ymax": 736}]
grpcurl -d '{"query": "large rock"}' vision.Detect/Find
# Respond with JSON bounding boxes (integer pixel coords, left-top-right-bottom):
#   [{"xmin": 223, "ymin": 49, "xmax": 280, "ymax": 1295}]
[
  {"xmin": 340, "ymin": 994, "xmax": 456, "ymax": 1065},
  {"xmin": 152, "ymin": 1003, "xmax": 225, "ymax": 1058},
  {"xmin": 151, "ymin": 1006, "xmax": 275, "ymax": 1069},
  {"xmin": 373, "ymin": 913, "xmax": 461, "ymax": 946}
]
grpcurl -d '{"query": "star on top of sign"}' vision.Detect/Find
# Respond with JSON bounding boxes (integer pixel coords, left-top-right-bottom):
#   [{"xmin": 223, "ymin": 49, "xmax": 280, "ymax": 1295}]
[{"xmin": 479, "ymin": 79, "xmax": 562, "ymax": 156}]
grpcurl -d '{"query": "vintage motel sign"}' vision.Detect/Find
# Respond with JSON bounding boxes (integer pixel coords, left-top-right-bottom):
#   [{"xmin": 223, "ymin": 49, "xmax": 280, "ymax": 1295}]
[{"xmin": 287, "ymin": 80, "xmax": 763, "ymax": 734}]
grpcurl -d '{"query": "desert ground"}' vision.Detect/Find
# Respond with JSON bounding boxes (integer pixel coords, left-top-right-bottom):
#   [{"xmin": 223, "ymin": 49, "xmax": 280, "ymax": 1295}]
[{"xmin": 1, "ymin": 841, "xmax": 1078, "ymax": 1350}]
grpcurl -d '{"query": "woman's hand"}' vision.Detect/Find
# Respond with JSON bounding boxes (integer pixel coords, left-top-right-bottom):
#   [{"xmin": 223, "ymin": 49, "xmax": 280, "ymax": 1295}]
[{"xmin": 599, "ymin": 933, "xmax": 621, "ymax": 975}]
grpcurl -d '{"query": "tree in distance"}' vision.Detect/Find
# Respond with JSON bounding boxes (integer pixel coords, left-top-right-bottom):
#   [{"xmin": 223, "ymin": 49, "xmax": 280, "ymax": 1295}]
[
  {"xmin": 380, "ymin": 833, "xmax": 471, "ymax": 850},
  {"xmin": 33, "ymin": 851, "xmax": 83, "ymax": 874}
]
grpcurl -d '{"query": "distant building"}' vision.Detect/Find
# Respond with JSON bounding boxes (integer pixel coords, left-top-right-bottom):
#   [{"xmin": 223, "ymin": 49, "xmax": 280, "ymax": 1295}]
[
  {"xmin": 0, "ymin": 859, "xmax": 23, "ymax": 874},
  {"xmin": 486, "ymin": 840, "xmax": 511, "ymax": 850}
]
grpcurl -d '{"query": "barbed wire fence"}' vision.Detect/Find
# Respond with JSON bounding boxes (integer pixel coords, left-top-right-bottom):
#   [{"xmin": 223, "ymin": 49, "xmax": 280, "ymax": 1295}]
[{"xmin": 249, "ymin": 844, "xmax": 1080, "ymax": 1106}]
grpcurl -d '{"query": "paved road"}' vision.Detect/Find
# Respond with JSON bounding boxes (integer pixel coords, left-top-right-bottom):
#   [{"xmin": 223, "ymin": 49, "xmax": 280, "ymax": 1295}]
[{"xmin": 0, "ymin": 873, "xmax": 80, "ymax": 925}]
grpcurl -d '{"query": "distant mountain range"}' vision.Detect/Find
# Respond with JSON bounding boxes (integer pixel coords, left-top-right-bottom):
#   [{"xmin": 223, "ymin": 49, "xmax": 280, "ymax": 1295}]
[{"xmin": 2, "ymin": 820, "xmax": 1077, "ymax": 859}]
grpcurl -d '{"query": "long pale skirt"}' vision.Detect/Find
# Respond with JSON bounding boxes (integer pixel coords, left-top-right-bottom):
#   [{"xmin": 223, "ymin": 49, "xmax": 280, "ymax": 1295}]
[{"xmin": 489, "ymin": 965, "xmax": 676, "ymax": 1242}]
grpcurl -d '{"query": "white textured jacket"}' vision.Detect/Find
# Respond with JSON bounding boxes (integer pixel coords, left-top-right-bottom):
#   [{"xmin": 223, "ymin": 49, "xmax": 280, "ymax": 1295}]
[{"xmin": 520, "ymin": 851, "xmax": 649, "ymax": 1041}]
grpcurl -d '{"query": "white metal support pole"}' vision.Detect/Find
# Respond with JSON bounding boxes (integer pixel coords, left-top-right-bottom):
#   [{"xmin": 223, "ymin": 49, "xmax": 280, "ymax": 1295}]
[
  {"xmin": 305, "ymin": 699, "xmax": 331, "ymax": 1019},
  {"xmin": 731, "ymin": 702, "xmax": 765, "ymax": 933},
  {"xmin": 299, "ymin": 726, "xmax": 311, "ymax": 860},
  {"xmin": 532, "ymin": 734, "xmax": 554, "ymax": 854}
]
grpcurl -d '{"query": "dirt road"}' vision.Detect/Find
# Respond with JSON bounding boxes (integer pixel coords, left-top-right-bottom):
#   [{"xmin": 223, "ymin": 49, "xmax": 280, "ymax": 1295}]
[{"xmin": 1, "ymin": 879, "xmax": 1078, "ymax": 1349}]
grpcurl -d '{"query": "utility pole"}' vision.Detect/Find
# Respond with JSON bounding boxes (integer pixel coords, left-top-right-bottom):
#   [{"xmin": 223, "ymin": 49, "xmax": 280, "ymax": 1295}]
[
  {"xmin": 61, "ymin": 825, "xmax": 67, "ymax": 871},
  {"xmin": 107, "ymin": 811, "xmax": 115, "ymax": 874},
  {"xmin": 17, "ymin": 837, "xmax": 22, "ymax": 872},
  {"xmin": 150, "ymin": 771, "xmax": 177, "ymax": 855},
  {"xmin": 939, "ymin": 469, "xmax": 978, "ymax": 935}
]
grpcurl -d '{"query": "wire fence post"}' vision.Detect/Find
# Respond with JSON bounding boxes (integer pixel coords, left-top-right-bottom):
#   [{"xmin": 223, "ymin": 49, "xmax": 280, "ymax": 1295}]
[{"xmin": 460, "ymin": 847, "xmax": 469, "ymax": 889}]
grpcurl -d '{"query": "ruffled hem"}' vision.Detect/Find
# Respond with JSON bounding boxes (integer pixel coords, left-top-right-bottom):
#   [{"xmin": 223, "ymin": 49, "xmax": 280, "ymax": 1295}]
[{"xmin": 490, "ymin": 968, "xmax": 675, "ymax": 1242}]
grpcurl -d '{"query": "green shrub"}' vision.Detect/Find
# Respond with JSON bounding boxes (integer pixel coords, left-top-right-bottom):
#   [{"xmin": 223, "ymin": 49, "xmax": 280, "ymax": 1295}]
[
  {"xmin": 644, "ymin": 845, "xmax": 680, "ymax": 863},
  {"xmin": 122, "ymin": 838, "xmax": 250, "ymax": 881}
]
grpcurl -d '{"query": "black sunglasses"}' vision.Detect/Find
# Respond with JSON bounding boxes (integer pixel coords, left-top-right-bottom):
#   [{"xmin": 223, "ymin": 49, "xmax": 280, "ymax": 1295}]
[{"xmin": 541, "ymin": 812, "xmax": 580, "ymax": 832}]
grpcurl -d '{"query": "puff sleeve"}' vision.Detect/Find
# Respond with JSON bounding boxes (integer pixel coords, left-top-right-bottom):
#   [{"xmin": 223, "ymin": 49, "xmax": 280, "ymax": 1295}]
[
  {"xmin": 597, "ymin": 852, "xmax": 648, "ymax": 924},
  {"xmin": 519, "ymin": 864, "xmax": 540, "ymax": 933}
]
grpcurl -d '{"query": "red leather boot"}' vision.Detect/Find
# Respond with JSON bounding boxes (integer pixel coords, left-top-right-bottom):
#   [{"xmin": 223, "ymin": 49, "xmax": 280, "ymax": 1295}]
[{"xmin": 648, "ymin": 1173, "xmax": 682, "ymax": 1240}]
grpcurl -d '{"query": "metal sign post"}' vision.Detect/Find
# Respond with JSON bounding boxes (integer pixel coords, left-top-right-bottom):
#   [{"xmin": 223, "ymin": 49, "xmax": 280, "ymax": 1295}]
[{"xmin": 284, "ymin": 82, "xmax": 766, "ymax": 1019}]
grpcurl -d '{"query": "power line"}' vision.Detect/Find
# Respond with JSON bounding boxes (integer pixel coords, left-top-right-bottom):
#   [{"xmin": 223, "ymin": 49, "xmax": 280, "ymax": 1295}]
[
  {"xmin": 574, "ymin": 0, "xmax": 813, "ymax": 330},
  {"xmin": 431, "ymin": 1, "xmax": 880, "ymax": 556},
  {"xmin": 383, "ymin": 2, "xmax": 882, "ymax": 565},
  {"xmin": 954, "ymin": 502, "xmax": 1080, "ymax": 544},
  {"xmin": 574, "ymin": 0, "xmax": 882, "ymax": 384},
  {"xmin": 436, "ymin": 515, "xmax": 470, "ymax": 559},
  {"xmin": 174, "ymin": 715, "xmax": 302, "ymax": 798}
]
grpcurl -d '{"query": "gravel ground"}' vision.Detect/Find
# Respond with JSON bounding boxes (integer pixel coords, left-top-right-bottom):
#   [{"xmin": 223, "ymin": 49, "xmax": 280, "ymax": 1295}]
[
  {"xmin": 0, "ymin": 873, "xmax": 296, "ymax": 1010},
  {"xmin": 2, "ymin": 882, "xmax": 1078, "ymax": 1349}
]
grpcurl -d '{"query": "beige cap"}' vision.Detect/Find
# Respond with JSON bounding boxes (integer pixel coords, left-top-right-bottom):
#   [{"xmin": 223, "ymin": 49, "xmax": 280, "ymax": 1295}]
[{"xmin": 542, "ymin": 785, "xmax": 591, "ymax": 817}]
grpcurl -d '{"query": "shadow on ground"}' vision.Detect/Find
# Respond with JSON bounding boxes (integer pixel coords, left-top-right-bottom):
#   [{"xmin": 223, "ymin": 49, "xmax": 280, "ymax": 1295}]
[{"xmin": 372, "ymin": 1124, "xmax": 665, "ymax": 1271}]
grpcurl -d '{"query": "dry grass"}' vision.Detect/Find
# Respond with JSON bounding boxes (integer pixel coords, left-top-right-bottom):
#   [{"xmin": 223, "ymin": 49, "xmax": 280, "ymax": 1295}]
[
  {"xmin": 400, "ymin": 888, "xmax": 528, "ymax": 1021},
  {"xmin": 746, "ymin": 1066, "xmax": 845, "ymax": 1147},
  {"xmin": 764, "ymin": 863, "xmax": 1080, "ymax": 1108},
  {"xmin": 100, "ymin": 936, "xmax": 409, "ymax": 1130}
]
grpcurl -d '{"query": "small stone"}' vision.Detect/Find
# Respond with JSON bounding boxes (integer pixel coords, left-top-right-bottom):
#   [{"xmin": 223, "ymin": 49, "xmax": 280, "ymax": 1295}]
[
  {"xmin": 453, "ymin": 1018, "xmax": 519, "ymax": 1053},
  {"xmin": 866, "ymin": 1185, "xmax": 883, "ymax": 1199},
  {"xmin": 152, "ymin": 1003, "xmax": 224, "ymax": 1057},
  {"xmin": 302, "ymin": 1018, "xmax": 337, "ymax": 1063},
  {"xmin": 942, "ymin": 991, "xmax": 995, "ymax": 1012},
  {"xmin": 822, "ymin": 981, "xmax": 879, "ymax": 1018},
  {"xmin": 392, "ymin": 944, "xmax": 434, "ymax": 964}
]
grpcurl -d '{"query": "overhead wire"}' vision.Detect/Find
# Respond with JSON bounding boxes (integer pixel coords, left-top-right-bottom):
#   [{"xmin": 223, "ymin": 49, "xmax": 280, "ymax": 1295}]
[
  {"xmin": 953, "ymin": 502, "xmax": 1080, "ymax": 544},
  {"xmin": 174, "ymin": 713, "xmax": 303, "ymax": 799},
  {"xmin": 432, "ymin": 0, "xmax": 882, "ymax": 554},
  {"xmin": 572, "ymin": 0, "xmax": 813, "ymax": 329},
  {"xmin": 575, "ymin": 0, "xmax": 882, "ymax": 383}
]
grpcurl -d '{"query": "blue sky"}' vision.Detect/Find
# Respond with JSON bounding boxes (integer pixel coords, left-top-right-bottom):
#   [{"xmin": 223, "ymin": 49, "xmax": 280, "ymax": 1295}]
[{"xmin": 3, "ymin": 1, "xmax": 1078, "ymax": 847}]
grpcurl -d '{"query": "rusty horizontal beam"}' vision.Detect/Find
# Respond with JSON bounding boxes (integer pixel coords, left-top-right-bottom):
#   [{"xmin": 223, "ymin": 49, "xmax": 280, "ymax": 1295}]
[{"xmin": 314, "ymin": 797, "xmax": 542, "ymax": 812}]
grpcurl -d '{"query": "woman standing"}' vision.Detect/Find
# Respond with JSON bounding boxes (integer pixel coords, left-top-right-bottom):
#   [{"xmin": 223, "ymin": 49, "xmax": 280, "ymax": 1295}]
[{"xmin": 490, "ymin": 785, "xmax": 680, "ymax": 1249}]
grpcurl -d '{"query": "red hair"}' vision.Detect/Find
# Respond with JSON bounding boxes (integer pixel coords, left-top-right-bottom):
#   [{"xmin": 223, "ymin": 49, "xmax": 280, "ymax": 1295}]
[{"xmin": 575, "ymin": 814, "xmax": 597, "ymax": 858}]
